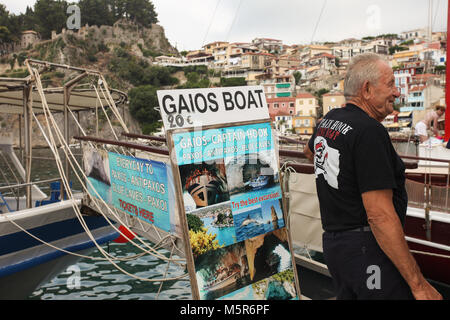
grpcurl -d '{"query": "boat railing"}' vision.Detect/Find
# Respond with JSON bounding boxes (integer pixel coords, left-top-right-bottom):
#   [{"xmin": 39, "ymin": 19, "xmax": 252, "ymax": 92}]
[
  {"xmin": 0, "ymin": 177, "xmax": 64, "ymax": 212},
  {"xmin": 74, "ymin": 135, "xmax": 170, "ymax": 155},
  {"xmin": 406, "ymin": 179, "xmax": 449, "ymax": 213}
]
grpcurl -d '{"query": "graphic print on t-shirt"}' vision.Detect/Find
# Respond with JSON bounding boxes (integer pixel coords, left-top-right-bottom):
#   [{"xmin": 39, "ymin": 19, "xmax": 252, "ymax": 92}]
[{"xmin": 313, "ymin": 136, "xmax": 340, "ymax": 189}]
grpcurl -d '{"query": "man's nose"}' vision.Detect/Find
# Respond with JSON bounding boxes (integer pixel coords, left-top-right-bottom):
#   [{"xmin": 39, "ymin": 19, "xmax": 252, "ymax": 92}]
[{"xmin": 393, "ymin": 86, "xmax": 400, "ymax": 97}]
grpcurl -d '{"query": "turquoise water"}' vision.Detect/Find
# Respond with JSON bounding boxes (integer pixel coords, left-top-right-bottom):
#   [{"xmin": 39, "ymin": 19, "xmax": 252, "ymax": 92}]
[{"xmin": 201, "ymin": 216, "xmax": 236, "ymax": 246}]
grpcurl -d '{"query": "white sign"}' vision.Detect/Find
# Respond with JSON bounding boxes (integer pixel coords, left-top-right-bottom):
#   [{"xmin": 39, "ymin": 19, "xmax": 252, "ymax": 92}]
[{"xmin": 157, "ymin": 86, "xmax": 269, "ymax": 130}]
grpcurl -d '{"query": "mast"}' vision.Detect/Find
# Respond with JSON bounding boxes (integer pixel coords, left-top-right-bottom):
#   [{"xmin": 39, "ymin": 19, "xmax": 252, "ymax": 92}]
[{"xmin": 445, "ymin": 0, "xmax": 450, "ymax": 141}]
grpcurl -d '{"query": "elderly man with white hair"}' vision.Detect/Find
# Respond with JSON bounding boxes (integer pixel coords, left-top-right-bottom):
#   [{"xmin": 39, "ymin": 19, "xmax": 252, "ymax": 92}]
[{"xmin": 304, "ymin": 53, "xmax": 442, "ymax": 300}]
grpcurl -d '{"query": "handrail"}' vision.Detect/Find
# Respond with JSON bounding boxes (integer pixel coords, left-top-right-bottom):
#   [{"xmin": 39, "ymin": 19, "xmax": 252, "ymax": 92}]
[
  {"xmin": 278, "ymin": 149, "xmax": 419, "ymax": 170},
  {"xmin": 398, "ymin": 153, "xmax": 450, "ymax": 164},
  {"xmin": 121, "ymin": 132, "xmax": 167, "ymax": 143},
  {"xmin": 279, "ymin": 149, "xmax": 307, "ymax": 159},
  {"xmin": 279, "ymin": 136, "xmax": 307, "ymax": 145},
  {"xmin": 0, "ymin": 177, "xmax": 62, "ymax": 192},
  {"xmin": 73, "ymin": 136, "xmax": 169, "ymax": 155}
]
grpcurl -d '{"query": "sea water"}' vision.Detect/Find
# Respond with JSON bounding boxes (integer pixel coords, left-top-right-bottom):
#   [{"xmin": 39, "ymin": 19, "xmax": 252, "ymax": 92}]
[
  {"xmin": 28, "ymin": 240, "xmax": 192, "ymax": 300},
  {"xmin": 201, "ymin": 216, "xmax": 236, "ymax": 246}
]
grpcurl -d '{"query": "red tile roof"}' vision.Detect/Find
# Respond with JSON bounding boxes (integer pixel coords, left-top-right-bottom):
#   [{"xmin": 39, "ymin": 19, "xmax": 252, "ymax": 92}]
[
  {"xmin": 296, "ymin": 93, "xmax": 315, "ymax": 99},
  {"xmin": 267, "ymin": 97, "xmax": 296, "ymax": 103},
  {"xmin": 323, "ymin": 91, "xmax": 344, "ymax": 97}
]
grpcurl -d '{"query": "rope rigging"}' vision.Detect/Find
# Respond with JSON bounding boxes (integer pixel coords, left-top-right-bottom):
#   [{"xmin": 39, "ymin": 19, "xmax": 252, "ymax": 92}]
[{"xmin": 6, "ymin": 63, "xmax": 189, "ymax": 287}]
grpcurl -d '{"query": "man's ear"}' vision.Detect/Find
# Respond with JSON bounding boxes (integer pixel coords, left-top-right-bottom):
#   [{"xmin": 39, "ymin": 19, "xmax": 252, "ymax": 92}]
[{"xmin": 361, "ymin": 80, "xmax": 372, "ymax": 100}]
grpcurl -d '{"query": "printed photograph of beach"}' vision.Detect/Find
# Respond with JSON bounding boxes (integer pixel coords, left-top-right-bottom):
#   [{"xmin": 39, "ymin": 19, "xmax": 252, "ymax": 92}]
[{"xmin": 187, "ymin": 201, "xmax": 237, "ymax": 253}]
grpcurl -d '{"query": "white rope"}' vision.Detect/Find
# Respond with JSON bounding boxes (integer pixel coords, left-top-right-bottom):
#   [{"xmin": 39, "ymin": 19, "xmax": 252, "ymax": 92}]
[
  {"xmin": 98, "ymin": 75, "xmax": 129, "ymax": 133},
  {"xmin": 410, "ymin": 250, "xmax": 450, "ymax": 259},
  {"xmin": 34, "ymin": 102, "xmax": 185, "ymax": 264},
  {"xmin": 92, "ymin": 82, "xmax": 134, "ymax": 157}
]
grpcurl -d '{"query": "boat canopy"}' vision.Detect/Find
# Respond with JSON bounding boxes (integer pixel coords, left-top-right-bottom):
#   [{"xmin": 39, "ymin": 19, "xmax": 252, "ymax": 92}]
[{"xmin": 0, "ymin": 77, "xmax": 127, "ymax": 115}]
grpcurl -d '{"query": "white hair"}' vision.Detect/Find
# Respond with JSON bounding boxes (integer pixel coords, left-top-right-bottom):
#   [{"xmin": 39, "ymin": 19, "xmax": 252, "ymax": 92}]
[{"xmin": 344, "ymin": 53, "xmax": 386, "ymax": 99}]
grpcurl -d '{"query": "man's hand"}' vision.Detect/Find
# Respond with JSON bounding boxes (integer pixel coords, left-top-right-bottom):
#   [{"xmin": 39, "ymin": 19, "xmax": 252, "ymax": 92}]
[{"xmin": 412, "ymin": 280, "xmax": 443, "ymax": 300}]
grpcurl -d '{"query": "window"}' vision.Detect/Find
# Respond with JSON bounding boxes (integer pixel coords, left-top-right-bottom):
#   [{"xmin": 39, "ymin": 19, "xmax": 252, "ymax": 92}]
[
  {"xmin": 274, "ymin": 103, "xmax": 279, "ymax": 108},
  {"xmin": 289, "ymin": 103, "xmax": 294, "ymax": 108},
  {"xmin": 304, "ymin": 119, "xmax": 310, "ymax": 126},
  {"xmin": 309, "ymin": 100, "xmax": 313, "ymax": 104},
  {"xmin": 299, "ymin": 100, "xmax": 304, "ymax": 105}
]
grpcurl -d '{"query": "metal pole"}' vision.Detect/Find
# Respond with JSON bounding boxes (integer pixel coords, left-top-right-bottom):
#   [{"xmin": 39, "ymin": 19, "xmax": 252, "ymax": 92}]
[
  {"xmin": 444, "ymin": 0, "xmax": 450, "ymax": 141},
  {"xmin": 23, "ymin": 85, "xmax": 33, "ymax": 208},
  {"xmin": 62, "ymin": 87, "xmax": 70, "ymax": 200},
  {"xmin": 18, "ymin": 114, "xmax": 23, "ymax": 166}
]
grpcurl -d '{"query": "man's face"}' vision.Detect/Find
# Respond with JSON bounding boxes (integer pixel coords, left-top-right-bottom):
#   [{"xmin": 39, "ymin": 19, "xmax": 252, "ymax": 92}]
[{"xmin": 368, "ymin": 62, "xmax": 400, "ymax": 120}]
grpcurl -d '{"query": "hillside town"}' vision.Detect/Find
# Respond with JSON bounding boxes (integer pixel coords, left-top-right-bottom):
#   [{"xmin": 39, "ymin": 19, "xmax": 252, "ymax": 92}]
[
  {"xmin": 155, "ymin": 28, "xmax": 447, "ymax": 137},
  {"xmin": 0, "ymin": 19, "xmax": 447, "ymax": 139}
]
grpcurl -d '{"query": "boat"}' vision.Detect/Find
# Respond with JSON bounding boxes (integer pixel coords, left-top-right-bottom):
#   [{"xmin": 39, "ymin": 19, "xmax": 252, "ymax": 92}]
[
  {"xmin": 185, "ymin": 168, "xmax": 224, "ymax": 208},
  {"xmin": 203, "ymin": 269, "xmax": 240, "ymax": 291},
  {"xmin": 0, "ymin": 60, "xmax": 130, "ymax": 299},
  {"xmin": 248, "ymin": 175, "xmax": 269, "ymax": 189}
]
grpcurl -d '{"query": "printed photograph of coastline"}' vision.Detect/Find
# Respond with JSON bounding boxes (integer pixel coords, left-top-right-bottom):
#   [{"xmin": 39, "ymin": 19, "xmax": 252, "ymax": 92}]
[
  {"xmin": 179, "ymin": 159, "xmax": 230, "ymax": 212},
  {"xmin": 260, "ymin": 198, "xmax": 285, "ymax": 230},
  {"xmin": 232, "ymin": 198, "xmax": 285, "ymax": 243},
  {"xmin": 187, "ymin": 201, "xmax": 237, "ymax": 251},
  {"xmin": 194, "ymin": 242, "xmax": 251, "ymax": 300},
  {"xmin": 244, "ymin": 228, "xmax": 292, "ymax": 284},
  {"xmin": 225, "ymin": 150, "xmax": 279, "ymax": 197},
  {"xmin": 83, "ymin": 148, "xmax": 112, "ymax": 203},
  {"xmin": 218, "ymin": 269, "xmax": 298, "ymax": 300}
]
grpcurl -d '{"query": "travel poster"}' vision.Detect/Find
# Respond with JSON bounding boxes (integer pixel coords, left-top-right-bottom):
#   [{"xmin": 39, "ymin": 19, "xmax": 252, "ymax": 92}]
[
  {"xmin": 172, "ymin": 122, "xmax": 298, "ymax": 300},
  {"xmin": 83, "ymin": 148, "xmax": 173, "ymax": 232}
]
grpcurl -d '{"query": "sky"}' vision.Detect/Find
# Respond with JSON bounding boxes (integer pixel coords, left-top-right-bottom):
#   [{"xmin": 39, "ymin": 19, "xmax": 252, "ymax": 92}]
[{"xmin": 2, "ymin": 0, "xmax": 448, "ymax": 51}]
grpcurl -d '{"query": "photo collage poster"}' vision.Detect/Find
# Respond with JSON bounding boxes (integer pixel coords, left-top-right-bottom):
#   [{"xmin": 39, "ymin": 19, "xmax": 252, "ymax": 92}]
[{"xmin": 172, "ymin": 122, "xmax": 299, "ymax": 300}]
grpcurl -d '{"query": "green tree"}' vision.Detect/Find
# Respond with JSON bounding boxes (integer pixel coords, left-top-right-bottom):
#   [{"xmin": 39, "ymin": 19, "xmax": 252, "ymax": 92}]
[
  {"xmin": 314, "ymin": 88, "xmax": 329, "ymax": 110},
  {"xmin": 0, "ymin": 26, "xmax": 11, "ymax": 43},
  {"xmin": 128, "ymin": 85, "xmax": 161, "ymax": 133},
  {"xmin": 187, "ymin": 214, "xmax": 203, "ymax": 232},
  {"xmin": 22, "ymin": 6, "xmax": 36, "ymax": 31},
  {"xmin": 220, "ymin": 77, "xmax": 246, "ymax": 87},
  {"xmin": 34, "ymin": 0, "xmax": 68, "ymax": 39},
  {"xmin": 78, "ymin": 0, "xmax": 115, "ymax": 27},
  {"xmin": 293, "ymin": 71, "xmax": 302, "ymax": 85}
]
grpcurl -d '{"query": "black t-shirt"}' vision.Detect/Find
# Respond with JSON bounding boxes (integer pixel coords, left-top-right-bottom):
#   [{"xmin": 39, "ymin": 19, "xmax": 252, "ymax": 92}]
[{"xmin": 308, "ymin": 104, "xmax": 408, "ymax": 232}]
